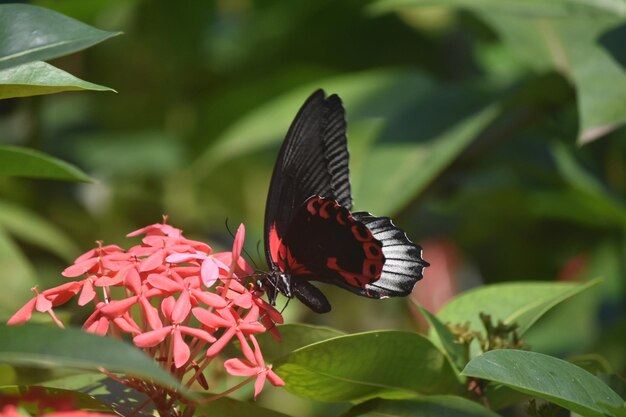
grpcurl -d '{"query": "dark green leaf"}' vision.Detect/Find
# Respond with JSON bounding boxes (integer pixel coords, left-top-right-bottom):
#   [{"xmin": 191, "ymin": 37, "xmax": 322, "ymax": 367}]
[
  {"xmin": 437, "ymin": 279, "xmax": 600, "ymax": 338},
  {"xmin": 0, "ymin": 145, "xmax": 91, "ymax": 182},
  {"xmin": 0, "ymin": 324, "xmax": 183, "ymax": 394},
  {"xmin": 274, "ymin": 330, "xmax": 461, "ymax": 402},
  {"xmin": 371, "ymin": 0, "xmax": 626, "ymax": 143},
  {"xmin": 342, "ymin": 395, "xmax": 502, "ymax": 417},
  {"xmin": 0, "ymin": 61, "xmax": 114, "ymax": 99},
  {"xmin": 0, "ymin": 4, "xmax": 121, "ymax": 71},
  {"xmin": 462, "ymin": 350, "xmax": 624, "ymax": 417}
]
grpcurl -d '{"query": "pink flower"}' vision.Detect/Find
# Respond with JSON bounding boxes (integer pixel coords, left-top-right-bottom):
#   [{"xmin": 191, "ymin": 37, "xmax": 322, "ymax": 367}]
[
  {"xmin": 193, "ymin": 305, "xmax": 266, "ymax": 357},
  {"xmin": 7, "ymin": 282, "xmax": 81, "ymax": 326},
  {"xmin": 134, "ymin": 293, "xmax": 216, "ymax": 368},
  {"xmin": 224, "ymin": 335, "xmax": 284, "ymax": 399},
  {"xmin": 8, "ymin": 218, "xmax": 285, "ymax": 411}
]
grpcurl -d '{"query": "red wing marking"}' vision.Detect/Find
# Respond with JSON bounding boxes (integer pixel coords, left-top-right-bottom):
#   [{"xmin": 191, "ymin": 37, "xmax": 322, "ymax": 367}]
[
  {"xmin": 270, "ymin": 222, "xmax": 311, "ymax": 275},
  {"xmin": 268, "ymin": 223, "xmax": 283, "ymax": 265}
]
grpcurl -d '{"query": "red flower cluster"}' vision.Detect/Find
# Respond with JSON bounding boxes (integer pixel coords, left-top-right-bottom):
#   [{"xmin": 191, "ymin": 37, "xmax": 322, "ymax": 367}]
[{"xmin": 8, "ymin": 219, "xmax": 284, "ymax": 403}]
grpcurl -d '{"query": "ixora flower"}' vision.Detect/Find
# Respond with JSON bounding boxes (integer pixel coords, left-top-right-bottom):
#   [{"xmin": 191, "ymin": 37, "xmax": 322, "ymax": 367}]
[{"xmin": 7, "ymin": 219, "xmax": 285, "ymax": 414}]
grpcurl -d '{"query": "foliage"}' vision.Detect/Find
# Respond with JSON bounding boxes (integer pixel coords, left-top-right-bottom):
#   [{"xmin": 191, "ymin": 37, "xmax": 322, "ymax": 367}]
[{"xmin": 0, "ymin": 1, "xmax": 625, "ymax": 417}]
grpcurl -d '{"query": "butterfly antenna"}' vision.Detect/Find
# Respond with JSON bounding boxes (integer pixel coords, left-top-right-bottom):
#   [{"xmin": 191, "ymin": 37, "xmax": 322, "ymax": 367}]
[{"xmin": 223, "ymin": 218, "xmax": 259, "ymax": 270}]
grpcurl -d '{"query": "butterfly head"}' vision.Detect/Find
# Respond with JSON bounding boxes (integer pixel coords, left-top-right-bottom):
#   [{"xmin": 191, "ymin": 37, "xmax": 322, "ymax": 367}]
[{"xmin": 255, "ymin": 269, "xmax": 292, "ymax": 307}]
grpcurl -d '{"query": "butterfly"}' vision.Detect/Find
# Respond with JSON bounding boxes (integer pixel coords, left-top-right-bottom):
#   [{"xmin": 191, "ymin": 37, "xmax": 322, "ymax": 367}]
[{"xmin": 258, "ymin": 89, "xmax": 429, "ymax": 313}]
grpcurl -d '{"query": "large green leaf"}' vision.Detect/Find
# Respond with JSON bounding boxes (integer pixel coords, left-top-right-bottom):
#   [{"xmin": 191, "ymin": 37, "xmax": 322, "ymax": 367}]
[
  {"xmin": 274, "ymin": 330, "xmax": 461, "ymax": 402},
  {"xmin": 342, "ymin": 395, "xmax": 502, "ymax": 417},
  {"xmin": 462, "ymin": 350, "xmax": 624, "ymax": 417},
  {"xmin": 0, "ymin": 4, "xmax": 121, "ymax": 71},
  {"xmin": 371, "ymin": 0, "xmax": 626, "ymax": 143},
  {"xmin": 480, "ymin": 13, "xmax": 626, "ymax": 144},
  {"xmin": 0, "ymin": 145, "xmax": 91, "ymax": 182},
  {"xmin": 0, "ymin": 199, "xmax": 79, "ymax": 262},
  {"xmin": 255, "ymin": 324, "xmax": 345, "ymax": 363},
  {"xmin": 0, "ymin": 226, "xmax": 36, "ymax": 317},
  {"xmin": 0, "ymin": 61, "xmax": 114, "ymax": 99},
  {"xmin": 0, "ymin": 324, "xmax": 182, "ymax": 394},
  {"xmin": 437, "ymin": 279, "xmax": 600, "ymax": 337}
]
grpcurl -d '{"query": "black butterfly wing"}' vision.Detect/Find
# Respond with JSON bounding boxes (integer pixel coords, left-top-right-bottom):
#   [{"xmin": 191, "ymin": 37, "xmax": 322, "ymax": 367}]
[
  {"xmin": 264, "ymin": 89, "xmax": 351, "ymax": 269},
  {"xmin": 279, "ymin": 197, "xmax": 428, "ymax": 299},
  {"xmin": 351, "ymin": 212, "xmax": 429, "ymax": 297}
]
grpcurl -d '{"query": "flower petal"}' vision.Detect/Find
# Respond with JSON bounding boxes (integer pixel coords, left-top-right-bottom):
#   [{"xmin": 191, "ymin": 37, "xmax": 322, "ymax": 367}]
[
  {"xmin": 253, "ymin": 371, "xmax": 267, "ymax": 399},
  {"xmin": 139, "ymin": 296, "xmax": 163, "ymax": 330},
  {"xmin": 191, "ymin": 289, "xmax": 228, "ymax": 308},
  {"xmin": 179, "ymin": 325, "xmax": 216, "ymax": 343},
  {"xmin": 173, "ymin": 328, "xmax": 190, "ymax": 368},
  {"xmin": 35, "ymin": 294, "xmax": 53, "ymax": 312},
  {"xmin": 192, "ymin": 308, "xmax": 231, "ymax": 328},
  {"xmin": 7, "ymin": 298, "xmax": 36, "ymax": 325},
  {"xmin": 148, "ymin": 273, "xmax": 183, "ymax": 293},
  {"xmin": 171, "ymin": 290, "xmax": 191, "ymax": 323},
  {"xmin": 267, "ymin": 369, "xmax": 285, "ymax": 387},
  {"xmin": 139, "ymin": 248, "xmax": 165, "ymax": 272},
  {"xmin": 206, "ymin": 327, "xmax": 236, "ymax": 357},
  {"xmin": 166, "ymin": 252, "xmax": 204, "ymax": 264},
  {"xmin": 78, "ymin": 279, "xmax": 96, "ymax": 306},
  {"xmin": 100, "ymin": 296, "xmax": 138, "ymax": 317},
  {"xmin": 232, "ymin": 224, "xmax": 245, "ymax": 262},
  {"xmin": 249, "ymin": 334, "xmax": 265, "ymax": 367},
  {"xmin": 62, "ymin": 258, "xmax": 99, "ymax": 277},
  {"xmin": 161, "ymin": 295, "xmax": 176, "ymax": 319},
  {"xmin": 133, "ymin": 326, "xmax": 171, "ymax": 348},
  {"xmin": 200, "ymin": 258, "xmax": 219, "ymax": 288},
  {"xmin": 224, "ymin": 358, "xmax": 257, "ymax": 377}
]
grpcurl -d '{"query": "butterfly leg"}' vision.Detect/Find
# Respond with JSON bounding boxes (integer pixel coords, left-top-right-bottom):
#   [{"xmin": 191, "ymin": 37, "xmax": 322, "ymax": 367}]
[{"xmin": 292, "ymin": 281, "xmax": 331, "ymax": 313}]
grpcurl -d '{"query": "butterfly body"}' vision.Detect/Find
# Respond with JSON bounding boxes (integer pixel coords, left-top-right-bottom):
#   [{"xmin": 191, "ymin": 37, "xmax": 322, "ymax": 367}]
[{"xmin": 260, "ymin": 90, "xmax": 428, "ymax": 313}]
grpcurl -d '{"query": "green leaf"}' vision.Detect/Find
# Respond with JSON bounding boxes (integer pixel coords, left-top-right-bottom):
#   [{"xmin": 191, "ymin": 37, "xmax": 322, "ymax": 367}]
[
  {"xmin": 0, "ymin": 4, "xmax": 121, "ymax": 71},
  {"xmin": 342, "ymin": 395, "xmax": 502, "ymax": 417},
  {"xmin": 0, "ymin": 145, "xmax": 91, "ymax": 182},
  {"xmin": 0, "ymin": 226, "xmax": 36, "ymax": 317},
  {"xmin": 194, "ymin": 396, "xmax": 294, "ymax": 417},
  {"xmin": 274, "ymin": 330, "xmax": 461, "ymax": 402},
  {"xmin": 473, "ymin": 12, "xmax": 626, "ymax": 144},
  {"xmin": 415, "ymin": 304, "xmax": 467, "ymax": 375},
  {"xmin": 600, "ymin": 403, "xmax": 626, "ymax": 417},
  {"xmin": 371, "ymin": 1, "xmax": 626, "ymax": 143},
  {"xmin": 0, "ymin": 385, "xmax": 113, "ymax": 414},
  {"xmin": 0, "ymin": 61, "xmax": 115, "ymax": 99},
  {"xmin": 437, "ymin": 279, "xmax": 600, "ymax": 338},
  {"xmin": 0, "ymin": 199, "xmax": 79, "ymax": 262},
  {"xmin": 462, "ymin": 350, "xmax": 624, "ymax": 417},
  {"xmin": 0, "ymin": 324, "xmax": 183, "ymax": 394},
  {"xmin": 255, "ymin": 324, "xmax": 345, "ymax": 363},
  {"xmin": 353, "ymin": 104, "xmax": 499, "ymax": 215}
]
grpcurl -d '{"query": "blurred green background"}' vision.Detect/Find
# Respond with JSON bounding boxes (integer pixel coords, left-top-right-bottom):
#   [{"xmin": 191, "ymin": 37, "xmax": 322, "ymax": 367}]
[{"xmin": 1, "ymin": 0, "xmax": 625, "ymax": 414}]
